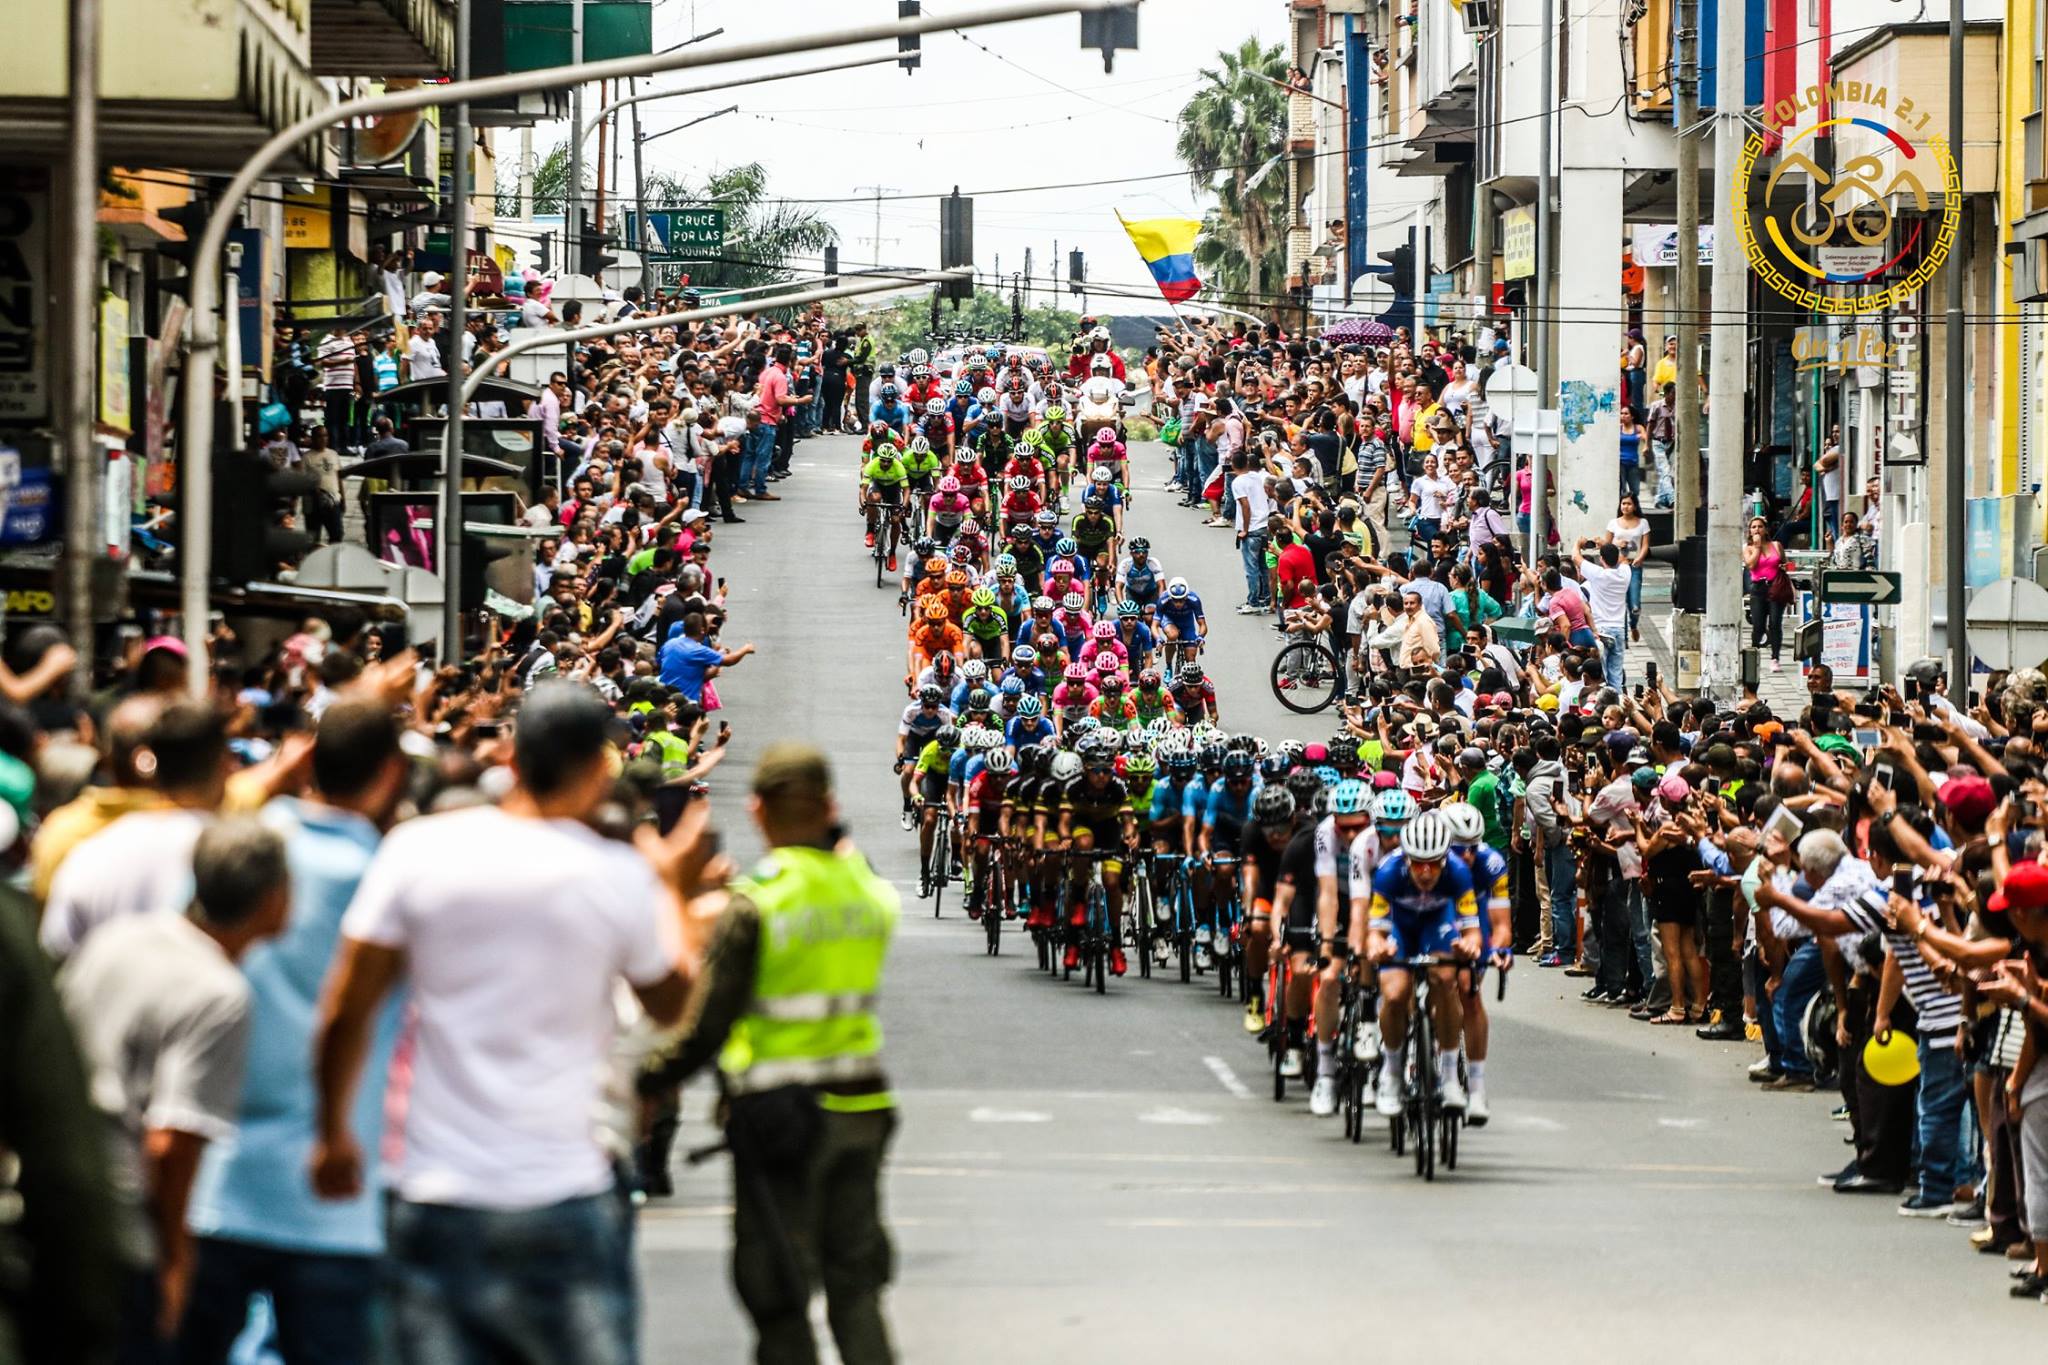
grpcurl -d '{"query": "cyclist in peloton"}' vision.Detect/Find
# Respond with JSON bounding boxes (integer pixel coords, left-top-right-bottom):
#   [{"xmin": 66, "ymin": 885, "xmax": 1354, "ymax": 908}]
[
  {"xmin": 1054, "ymin": 736, "xmax": 1138, "ymax": 976},
  {"xmin": 1299, "ymin": 777, "xmax": 1375, "ymax": 1117},
  {"xmin": 1118, "ymin": 538, "xmax": 1163, "ymax": 617},
  {"xmin": 895, "ymin": 684, "xmax": 955, "ymax": 828},
  {"xmin": 870, "ymin": 382, "xmax": 914, "ymax": 438},
  {"xmin": 1438, "ymin": 800, "xmax": 1513, "ymax": 1126},
  {"xmin": 1363, "ymin": 809, "xmax": 1483, "ymax": 1117},
  {"xmin": 1156, "ymin": 577, "xmax": 1208, "ymax": 667},
  {"xmin": 963, "ymin": 745, "xmax": 1014, "ymax": 921},
  {"xmin": 860, "ymin": 431, "xmax": 911, "ymax": 569},
  {"xmin": 1196, "ymin": 751, "xmax": 1260, "ymax": 1029},
  {"xmin": 1168, "ymin": 659, "xmax": 1220, "ymax": 728}
]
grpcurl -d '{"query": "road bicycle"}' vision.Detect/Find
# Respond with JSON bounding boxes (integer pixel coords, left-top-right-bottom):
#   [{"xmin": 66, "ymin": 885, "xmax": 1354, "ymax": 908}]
[
  {"xmin": 975, "ymin": 834, "xmax": 1016, "ymax": 958},
  {"xmin": 1149, "ymin": 852, "xmax": 1200, "ymax": 982},
  {"xmin": 1207, "ymin": 854, "xmax": 1245, "ymax": 1002},
  {"xmin": 1336, "ymin": 969, "xmax": 1381, "ymax": 1144},
  {"xmin": 1124, "ymin": 844, "xmax": 1156, "ymax": 981},
  {"xmin": 1062, "ymin": 847, "xmax": 1122, "ymax": 995},
  {"xmin": 920, "ymin": 802, "xmax": 953, "ymax": 918},
  {"xmin": 1264, "ymin": 926, "xmax": 1321, "ymax": 1102},
  {"xmin": 871, "ymin": 496, "xmax": 910, "ymax": 590},
  {"xmin": 1270, "ymin": 636, "xmax": 1345, "ymax": 715}
]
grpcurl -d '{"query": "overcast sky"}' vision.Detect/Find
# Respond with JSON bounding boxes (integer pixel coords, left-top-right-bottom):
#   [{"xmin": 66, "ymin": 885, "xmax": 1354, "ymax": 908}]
[{"xmin": 552, "ymin": 0, "xmax": 1286, "ymax": 312}]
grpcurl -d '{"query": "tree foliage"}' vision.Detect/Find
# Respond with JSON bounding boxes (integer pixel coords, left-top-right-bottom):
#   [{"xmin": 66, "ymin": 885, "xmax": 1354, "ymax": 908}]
[
  {"xmin": 833, "ymin": 290, "xmax": 1083, "ymax": 360},
  {"xmin": 1176, "ymin": 38, "xmax": 1288, "ymax": 313}
]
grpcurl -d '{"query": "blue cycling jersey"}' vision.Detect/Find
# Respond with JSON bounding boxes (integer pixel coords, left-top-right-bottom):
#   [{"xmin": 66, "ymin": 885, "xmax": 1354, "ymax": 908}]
[
  {"xmin": 1005, "ymin": 716, "xmax": 1056, "ymax": 749},
  {"xmin": 1368, "ymin": 854, "xmax": 1480, "ymax": 932},
  {"xmin": 1115, "ymin": 621, "xmax": 1156, "ymax": 655},
  {"xmin": 1157, "ymin": 592, "xmax": 1205, "ymax": 633},
  {"xmin": 947, "ymin": 748, "xmax": 980, "ymax": 786},
  {"xmin": 1203, "ymin": 780, "xmax": 1257, "ymax": 830},
  {"xmin": 1466, "ymin": 844, "xmax": 1511, "ymax": 916},
  {"xmin": 870, "ymin": 401, "xmax": 912, "ymax": 430},
  {"xmin": 1123, "ymin": 559, "xmax": 1162, "ymax": 600},
  {"xmin": 1149, "ymin": 777, "xmax": 1194, "ymax": 828}
]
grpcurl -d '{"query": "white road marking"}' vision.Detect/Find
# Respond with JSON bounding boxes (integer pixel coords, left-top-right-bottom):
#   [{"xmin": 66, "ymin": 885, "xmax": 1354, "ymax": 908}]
[
  {"xmin": 1499, "ymin": 1113, "xmax": 1566, "ymax": 1132},
  {"xmin": 967, "ymin": 1106, "xmax": 1053, "ymax": 1124},
  {"xmin": 1656, "ymin": 1116, "xmax": 1707, "ymax": 1130},
  {"xmin": 1202, "ymin": 1055, "xmax": 1254, "ymax": 1101},
  {"xmin": 1136, "ymin": 1106, "xmax": 1221, "ymax": 1126}
]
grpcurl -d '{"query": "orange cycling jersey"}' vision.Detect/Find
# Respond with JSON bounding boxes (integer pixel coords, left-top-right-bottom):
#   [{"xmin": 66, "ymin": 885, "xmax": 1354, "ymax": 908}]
[{"xmin": 910, "ymin": 621, "xmax": 964, "ymax": 658}]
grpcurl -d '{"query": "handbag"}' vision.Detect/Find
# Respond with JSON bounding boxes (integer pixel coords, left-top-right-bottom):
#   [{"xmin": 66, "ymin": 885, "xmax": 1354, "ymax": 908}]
[
  {"xmin": 1768, "ymin": 567, "xmax": 1795, "ymax": 607},
  {"xmin": 1160, "ymin": 416, "xmax": 1183, "ymax": 445}
]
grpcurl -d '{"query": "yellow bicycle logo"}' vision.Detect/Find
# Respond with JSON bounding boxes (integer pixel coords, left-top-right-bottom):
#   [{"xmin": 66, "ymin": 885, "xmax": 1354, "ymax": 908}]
[{"xmin": 1734, "ymin": 104, "xmax": 1959, "ymax": 316}]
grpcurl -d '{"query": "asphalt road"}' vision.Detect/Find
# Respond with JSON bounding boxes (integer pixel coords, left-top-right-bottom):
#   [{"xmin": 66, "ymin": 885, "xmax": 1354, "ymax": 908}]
[{"xmin": 640, "ymin": 433, "xmax": 2041, "ymax": 1361}]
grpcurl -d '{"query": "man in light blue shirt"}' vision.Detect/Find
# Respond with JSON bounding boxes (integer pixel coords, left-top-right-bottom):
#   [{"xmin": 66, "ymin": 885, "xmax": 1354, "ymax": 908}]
[{"xmin": 180, "ymin": 699, "xmax": 411, "ymax": 1363}]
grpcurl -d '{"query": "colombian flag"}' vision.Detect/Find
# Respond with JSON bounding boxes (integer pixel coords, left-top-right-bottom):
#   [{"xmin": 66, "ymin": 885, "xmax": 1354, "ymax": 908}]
[{"xmin": 1117, "ymin": 212, "xmax": 1203, "ymax": 305}]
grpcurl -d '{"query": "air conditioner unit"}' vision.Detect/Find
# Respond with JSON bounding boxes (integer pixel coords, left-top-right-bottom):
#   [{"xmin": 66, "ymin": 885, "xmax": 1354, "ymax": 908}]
[
  {"xmin": 1459, "ymin": 0, "xmax": 1497, "ymax": 28},
  {"xmin": 1324, "ymin": 1, "xmax": 1370, "ymax": 13}
]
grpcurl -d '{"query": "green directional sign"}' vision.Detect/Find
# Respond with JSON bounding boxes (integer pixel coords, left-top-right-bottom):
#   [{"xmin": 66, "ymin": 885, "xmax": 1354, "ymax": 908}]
[{"xmin": 1817, "ymin": 569, "xmax": 1902, "ymax": 606}]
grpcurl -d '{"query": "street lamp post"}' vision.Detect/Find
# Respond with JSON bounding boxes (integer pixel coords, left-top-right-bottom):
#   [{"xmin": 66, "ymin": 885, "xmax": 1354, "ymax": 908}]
[{"xmin": 175, "ymin": 0, "xmax": 1142, "ymax": 691}]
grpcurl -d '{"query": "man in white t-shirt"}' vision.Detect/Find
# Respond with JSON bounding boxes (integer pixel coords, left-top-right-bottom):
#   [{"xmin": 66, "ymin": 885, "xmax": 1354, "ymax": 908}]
[
  {"xmin": 1230, "ymin": 450, "xmax": 1276, "ymax": 613},
  {"xmin": 404, "ymin": 314, "xmax": 445, "ymax": 381},
  {"xmin": 312, "ymin": 683, "xmax": 712, "ymax": 1362},
  {"xmin": 1573, "ymin": 539, "xmax": 1633, "ymax": 692}
]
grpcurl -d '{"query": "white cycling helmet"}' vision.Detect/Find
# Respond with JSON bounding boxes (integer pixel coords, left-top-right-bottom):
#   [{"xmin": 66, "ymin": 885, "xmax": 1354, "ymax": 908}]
[
  {"xmin": 1165, "ymin": 576, "xmax": 1190, "ymax": 598},
  {"xmin": 1402, "ymin": 810, "xmax": 1453, "ymax": 862},
  {"xmin": 1090, "ymin": 326, "xmax": 1110, "ymax": 343},
  {"xmin": 1440, "ymin": 801, "xmax": 1486, "ymax": 847},
  {"xmin": 908, "ymin": 347, "xmax": 929, "ymax": 366},
  {"xmin": 1091, "ymin": 465, "xmax": 1113, "ymax": 483},
  {"xmin": 1050, "ymin": 750, "xmax": 1084, "ymax": 782},
  {"xmin": 925, "ymin": 398, "xmax": 946, "ymax": 415},
  {"xmin": 977, "ymin": 386, "xmax": 998, "ymax": 405}
]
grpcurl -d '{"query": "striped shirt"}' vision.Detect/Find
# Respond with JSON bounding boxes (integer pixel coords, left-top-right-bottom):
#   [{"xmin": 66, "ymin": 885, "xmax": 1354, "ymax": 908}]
[
  {"xmin": 317, "ymin": 334, "xmax": 357, "ymax": 391},
  {"xmin": 1840, "ymin": 886, "xmax": 1965, "ymax": 1043}
]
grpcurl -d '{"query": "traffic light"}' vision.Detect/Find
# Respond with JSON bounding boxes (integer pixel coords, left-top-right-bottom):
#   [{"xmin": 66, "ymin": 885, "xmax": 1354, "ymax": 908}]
[
  {"xmin": 1645, "ymin": 534, "xmax": 1707, "ymax": 613},
  {"xmin": 575, "ymin": 209, "xmax": 617, "ymax": 277},
  {"xmin": 536, "ymin": 229, "xmax": 553, "ymax": 275},
  {"xmin": 153, "ymin": 195, "xmax": 214, "ymax": 306},
  {"xmin": 1080, "ymin": 4, "xmax": 1138, "ymax": 72},
  {"xmin": 898, "ymin": 1, "xmax": 921, "ymax": 73},
  {"xmin": 1067, "ymin": 249, "xmax": 1085, "ymax": 295},
  {"xmin": 459, "ymin": 530, "xmax": 513, "ymax": 613},
  {"xmin": 939, "ymin": 188, "xmax": 973, "ymax": 304},
  {"xmin": 823, "ymin": 244, "xmax": 839, "ymax": 287},
  {"xmin": 211, "ymin": 450, "xmax": 316, "ymax": 587}
]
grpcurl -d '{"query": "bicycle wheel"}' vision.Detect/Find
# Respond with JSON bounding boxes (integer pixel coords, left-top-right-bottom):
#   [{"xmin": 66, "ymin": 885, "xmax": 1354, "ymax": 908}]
[
  {"xmin": 984, "ymin": 863, "xmax": 1003, "ymax": 957},
  {"xmin": 929, "ymin": 822, "xmax": 949, "ymax": 919},
  {"xmin": 1413, "ymin": 997, "xmax": 1437, "ymax": 1182},
  {"xmin": 1270, "ymin": 640, "xmax": 1343, "ymax": 715},
  {"xmin": 1443, "ymin": 1108, "xmax": 1460, "ymax": 1171},
  {"xmin": 1088, "ymin": 886, "xmax": 1109, "ymax": 995},
  {"xmin": 1269, "ymin": 960, "xmax": 1288, "ymax": 1102},
  {"xmin": 1132, "ymin": 868, "xmax": 1153, "ymax": 981}
]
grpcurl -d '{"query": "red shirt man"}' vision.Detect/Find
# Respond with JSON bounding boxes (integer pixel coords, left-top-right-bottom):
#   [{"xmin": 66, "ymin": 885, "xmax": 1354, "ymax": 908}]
[{"xmin": 1274, "ymin": 535, "xmax": 1318, "ymax": 609}]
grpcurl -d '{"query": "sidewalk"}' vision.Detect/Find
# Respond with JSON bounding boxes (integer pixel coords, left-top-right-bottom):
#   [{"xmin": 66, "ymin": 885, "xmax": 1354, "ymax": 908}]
[{"xmin": 1631, "ymin": 565, "xmax": 1811, "ymax": 714}]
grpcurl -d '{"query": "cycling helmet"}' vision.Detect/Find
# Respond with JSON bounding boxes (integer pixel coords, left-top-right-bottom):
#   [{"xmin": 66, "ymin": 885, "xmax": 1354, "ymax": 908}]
[
  {"xmin": 961, "ymin": 660, "xmax": 988, "ymax": 682},
  {"xmin": 925, "ymin": 398, "xmax": 946, "ymax": 416},
  {"xmin": 1440, "ymin": 801, "xmax": 1486, "ymax": 847},
  {"xmin": 1251, "ymin": 737, "xmax": 1271, "ymax": 759},
  {"xmin": 994, "ymin": 553, "xmax": 1018, "ymax": 575},
  {"xmin": 917, "ymin": 684, "xmax": 944, "ymax": 705},
  {"xmin": 1373, "ymin": 789, "xmax": 1417, "ymax": 823},
  {"xmin": 1061, "ymin": 591, "xmax": 1086, "ymax": 611},
  {"xmin": 1177, "ymin": 661, "xmax": 1204, "ymax": 687},
  {"xmin": 944, "ymin": 568, "xmax": 970, "ymax": 589},
  {"xmin": 1007, "ymin": 475, "xmax": 1031, "ymax": 492},
  {"xmin": 1013, "ymin": 644, "xmax": 1037, "ymax": 664},
  {"xmin": 999, "ymin": 677, "xmax": 1024, "ymax": 697},
  {"xmin": 1253, "ymin": 786, "xmax": 1297, "ymax": 828},
  {"xmin": 971, "ymin": 587, "xmax": 996, "ymax": 608},
  {"xmin": 934, "ymin": 725, "xmax": 961, "ymax": 750},
  {"xmin": 1371, "ymin": 771, "xmax": 1401, "ymax": 790},
  {"xmin": 1063, "ymin": 662, "xmax": 1088, "ymax": 683},
  {"xmin": 958, "ymin": 517, "xmax": 982, "ymax": 538},
  {"xmin": 1166, "ymin": 577, "xmax": 1191, "ymax": 599},
  {"xmin": 1221, "ymin": 751, "xmax": 1255, "ymax": 777},
  {"xmin": 1137, "ymin": 667, "xmax": 1162, "ymax": 689},
  {"xmin": 954, "ymin": 378, "xmax": 973, "ymax": 397},
  {"xmin": 1091, "ymin": 620, "xmax": 1115, "ymax": 640},
  {"xmin": 1050, "ymin": 750, "xmax": 1084, "ymax": 782},
  {"xmin": 905, "ymin": 434, "xmax": 931, "ymax": 456},
  {"xmin": 967, "ymin": 725, "xmax": 1000, "ymax": 752},
  {"xmin": 1115, "ymin": 599, "xmax": 1140, "ymax": 619},
  {"xmin": 1128, "ymin": 537, "xmax": 1150, "ymax": 555},
  {"xmin": 1284, "ymin": 769, "xmax": 1323, "ymax": 806},
  {"xmin": 879, "ymin": 363, "xmax": 897, "ymax": 378},
  {"xmin": 1034, "ymin": 509, "xmax": 1058, "ymax": 527},
  {"xmin": 1031, "ymin": 594, "xmax": 1055, "ymax": 611},
  {"xmin": 1081, "ymin": 495, "xmax": 1108, "ymax": 513},
  {"xmin": 1329, "ymin": 737, "xmax": 1362, "ymax": 772},
  {"xmin": 977, "ymin": 386, "xmax": 998, "ymax": 405},
  {"xmin": 1225, "ymin": 734, "xmax": 1256, "ymax": 754},
  {"xmin": 911, "ymin": 365, "xmax": 933, "ymax": 383},
  {"xmin": 1055, "ymin": 536, "xmax": 1078, "ymax": 558},
  {"xmin": 923, "ymin": 599, "xmax": 950, "ymax": 621},
  {"xmin": 1146, "ymin": 715, "xmax": 1174, "ymax": 736},
  {"xmin": 913, "ymin": 536, "xmax": 938, "ymax": 560},
  {"xmin": 1072, "ymin": 717, "xmax": 1102, "ymax": 737},
  {"xmin": 869, "ymin": 421, "xmax": 894, "ymax": 442},
  {"xmin": 1090, "ymin": 463, "xmax": 1113, "ymax": 481},
  {"xmin": 1124, "ymin": 751, "xmax": 1154, "ymax": 779},
  {"xmin": 938, "ymin": 475, "xmax": 961, "ymax": 494},
  {"xmin": 953, "ymin": 447, "xmax": 976, "ymax": 463},
  {"xmin": 1199, "ymin": 741, "xmax": 1229, "ymax": 770},
  {"xmin": 1019, "ymin": 695, "xmax": 1044, "ymax": 717},
  {"xmin": 1166, "ymin": 747, "xmax": 1196, "ymax": 773},
  {"xmin": 1329, "ymin": 779, "xmax": 1371, "ymax": 817},
  {"xmin": 983, "ymin": 748, "xmax": 1014, "ymax": 775},
  {"xmin": 1044, "ymin": 403, "xmax": 1067, "ymax": 422},
  {"xmin": 1258, "ymin": 754, "xmax": 1289, "ymax": 782},
  {"xmin": 984, "ymin": 346, "xmax": 1004, "ymax": 361},
  {"xmin": 1100, "ymin": 669, "xmax": 1126, "ymax": 690},
  {"xmin": 1312, "ymin": 764, "xmax": 1341, "ymax": 789},
  {"xmin": 1092, "ymin": 654, "xmax": 1119, "ymax": 675},
  {"xmin": 880, "ymin": 383, "xmax": 900, "ymax": 401},
  {"xmin": 1402, "ymin": 810, "xmax": 1453, "ymax": 862},
  {"xmin": 1006, "ymin": 374, "xmax": 1026, "ymax": 391},
  {"xmin": 908, "ymin": 347, "xmax": 929, "ymax": 366}
]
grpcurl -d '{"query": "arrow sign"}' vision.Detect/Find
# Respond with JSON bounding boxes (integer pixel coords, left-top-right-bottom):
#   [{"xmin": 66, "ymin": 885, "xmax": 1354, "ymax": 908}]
[{"xmin": 1817, "ymin": 569, "xmax": 1902, "ymax": 606}]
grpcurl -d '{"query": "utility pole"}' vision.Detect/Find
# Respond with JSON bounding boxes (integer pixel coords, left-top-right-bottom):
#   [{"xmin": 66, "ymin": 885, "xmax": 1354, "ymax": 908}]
[
  {"xmin": 1944, "ymin": 0, "xmax": 1968, "ymax": 690},
  {"xmin": 442, "ymin": 0, "xmax": 472, "ymax": 656},
  {"xmin": 594, "ymin": 78, "xmax": 609, "ymax": 236},
  {"xmin": 566, "ymin": 0, "xmax": 585, "ymax": 268},
  {"xmin": 856, "ymin": 184, "xmax": 899, "ymax": 267},
  {"xmin": 1701, "ymin": 0, "xmax": 1747, "ymax": 691},
  {"xmin": 517, "ymin": 125, "xmax": 535, "ymax": 219},
  {"xmin": 63, "ymin": 0, "xmax": 101, "ymax": 685},
  {"xmin": 630, "ymin": 77, "xmax": 651, "ymax": 295},
  {"xmin": 1530, "ymin": 0, "xmax": 1556, "ymax": 561}
]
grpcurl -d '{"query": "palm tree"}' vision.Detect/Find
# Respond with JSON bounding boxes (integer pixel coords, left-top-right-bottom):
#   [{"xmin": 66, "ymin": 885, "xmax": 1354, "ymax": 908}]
[
  {"xmin": 680, "ymin": 162, "xmax": 837, "ymax": 290},
  {"xmin": 1176, "ymin": 38, "xmax": 1288, "ymax": 311}
]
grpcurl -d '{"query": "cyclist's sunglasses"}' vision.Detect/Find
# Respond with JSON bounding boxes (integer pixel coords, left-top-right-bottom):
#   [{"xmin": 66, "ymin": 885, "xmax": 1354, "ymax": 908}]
[{"xmin": 1374, "ymin": 821, "xmax": 1404, "ymax": 836}]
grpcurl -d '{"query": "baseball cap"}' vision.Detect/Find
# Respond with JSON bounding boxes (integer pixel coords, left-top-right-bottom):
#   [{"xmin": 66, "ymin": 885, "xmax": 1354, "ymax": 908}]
[
  {"xmin": 1657, "ymin": 772, "xmax": 1691, "ymax": 805},
  {"xmin": 1936, "ymin": 775, "xmax": 1997, "ymax": 828},
  {"xmin": 753, "ymin": 742, "xmax": 833, "ymax": 800},
  {"xmin": 1989, "ymin": 860, "xmax": 2048, "ymax": 913}
]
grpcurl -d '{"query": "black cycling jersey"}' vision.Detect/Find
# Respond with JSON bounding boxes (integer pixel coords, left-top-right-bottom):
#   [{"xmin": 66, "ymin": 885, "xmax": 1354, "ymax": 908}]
[{"xmin": 1059, "ymin": 773, "xmax": 1131, "ymax": 830}]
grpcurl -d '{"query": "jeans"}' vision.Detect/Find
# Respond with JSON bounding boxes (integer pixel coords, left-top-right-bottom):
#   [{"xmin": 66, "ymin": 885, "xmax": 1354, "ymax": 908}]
[
  {"xmin": 1626, "ymin": 565, "xmax": 1643, "ymax": 628},
  {"xmin": 177, "ymin": 1237, "xmax": 377, "ymax": 1365},
  {"xmin": 1595, "ymin": 869, "xmax": 1632, "ymax": 994},
  {"xmin": 1239, "ymin": 532, "xmax": 1270, "ymax": 608},
  {"xmin": 742, "ymin": 424, "xmax": 775, "ymax": 494},
  {"xmin": 1650, "ymin": 439, "xmax": 1674, "ymax": 506},
  {"xmin": 1747, "ymin": 581, "xmax": 1785, "ymax": 661},
  {"xmin": 1772, "ymin": 939, "xmax": 1826, "ymax": 1077},
  {"xmin": 1544, "ymin": 840, "xmax": 1576, "ymax": 960},
  {"xmin": 1619, "ymin": 462, "xmax": 1641, "ymax": 503},
  {"xmin": 1912, "ymin": 1040, "xmax": 1969, "ymax": 1203},
  {"xmin": 1596, "ymin": 627, "xmax": 1626, "ymax": 691},
  {"xmin": 771, "ymin": 414, "xmax": 797, "ymax": 474},
  {"xmin": 384, "ymin": 1191, "xmax": 637, "ymax": 1365}
]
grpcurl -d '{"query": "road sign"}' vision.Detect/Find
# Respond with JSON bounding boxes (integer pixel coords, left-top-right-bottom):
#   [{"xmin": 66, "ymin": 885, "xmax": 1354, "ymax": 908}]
[
  {"xmin": 1817, "ymin": 569, "xmax": 1902, "ymax": 606},
  {"xmin": 628, "ymin": 208, "xmax": 727, "ymax": 255},
  {"xmin": 1965, "ymin": 575, "xmax": 2048, "ymax": 671}
]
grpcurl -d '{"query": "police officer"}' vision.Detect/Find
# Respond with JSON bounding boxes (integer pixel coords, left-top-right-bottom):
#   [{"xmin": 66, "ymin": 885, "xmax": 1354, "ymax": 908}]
[{"xmin": 641, "ymin": 742, "xmax": 900, "ymax": 1365}]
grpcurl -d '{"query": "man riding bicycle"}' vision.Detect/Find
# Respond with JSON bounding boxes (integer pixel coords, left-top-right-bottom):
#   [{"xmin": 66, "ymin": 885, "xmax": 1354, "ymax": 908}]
[
  {"xmin": 861, "ymin": 436, "xmax": 912, "ymax": 570},
  {"xmin": 1363, "ymin": 809, "xmax": 1483, "ymax": 1117},
  {"xmin": 1054, "ymin": 735, "xmax": 1138, "ymax": 976},
  {"xmin": 1439, "ymin": 799, "xmax": 1513, "ymax": 1125}
]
